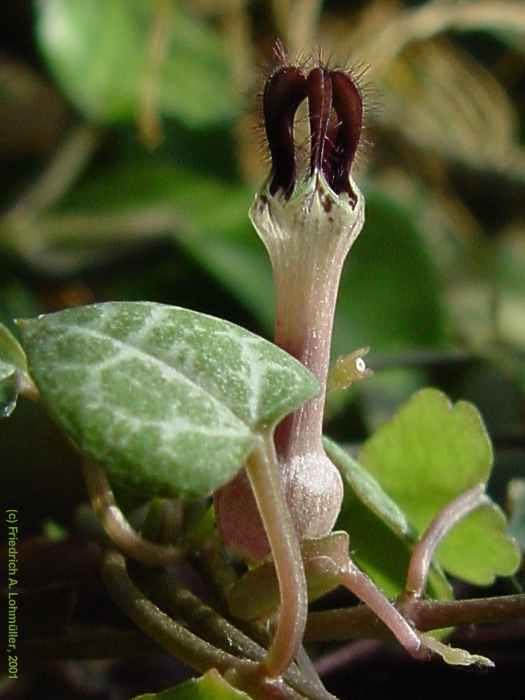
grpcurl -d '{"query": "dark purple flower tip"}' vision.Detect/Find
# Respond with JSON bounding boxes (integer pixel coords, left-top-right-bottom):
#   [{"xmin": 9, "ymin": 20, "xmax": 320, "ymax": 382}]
[
  {"xmin": 263, "ymin": 66, "xmax": 308, "ymax": 198},
  {"xmin": 263, "ymin": 51, "xmax": 364, "ymax": 203},
  {"xmin": 326, "ymin": 71, "xmax": 363, "ymax": 200}
]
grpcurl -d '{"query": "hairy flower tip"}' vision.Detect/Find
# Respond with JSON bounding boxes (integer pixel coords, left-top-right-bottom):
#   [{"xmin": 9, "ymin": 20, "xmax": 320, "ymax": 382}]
[{"xmin": 262, "ymin": 45, "xmax": 364, "ymax": 205}]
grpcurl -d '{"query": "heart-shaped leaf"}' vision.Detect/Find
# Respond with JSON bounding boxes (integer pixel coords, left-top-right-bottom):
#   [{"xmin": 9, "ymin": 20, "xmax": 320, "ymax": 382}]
[
  {"xmin": 359, "ymin": 388, "xmax": 521, "ymax": 585},
  {"xmin": 133, "ymin": 669, "xmax": 251, "ymax": 699},
  {"xmin": 19, "ymin": 302, "xmax": 319, "ymax": 499}
]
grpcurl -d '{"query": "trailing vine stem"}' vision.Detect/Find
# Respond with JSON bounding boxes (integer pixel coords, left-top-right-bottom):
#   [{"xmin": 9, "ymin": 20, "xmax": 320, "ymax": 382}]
[
  {"xmin": 404, "ymin": 483, "xmax": 490, "ymax": 600},
  {"xmin": 101, "ymin": 549, "xmax": 245, "ymax": 675},
  {"xmin": 83, "ymin": 459, "xmax": 184, "ymax": 567},
  {"xmin": 305, "ymin": 593, "xmax": 525, "ymax": 643},
  {"xmin": 85, "ymin": 434, "xmax": 310, "ymax": 683},
  {"xmin": 19, "ymin": 593, "xmax": 525, "ymax": 661},
  {"xmin": 101, "ymin": 548, "xmax": 319, "ymax": 700},
  {"xmin": 149, "ymin": 572, "xmax": 336, "ymax": 700},
  {"xmin": 338, "ymin": 561, "xmax": 427, "ymax": 660}
]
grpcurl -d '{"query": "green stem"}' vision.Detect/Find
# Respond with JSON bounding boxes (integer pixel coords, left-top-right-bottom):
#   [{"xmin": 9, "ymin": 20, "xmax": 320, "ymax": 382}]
[
  {"xmin": 153, "ymin": 576, "xmax": 267, "ymax": 662},
  {"xmin": 405, "ymin": 483, "xmax": 489, "ymax": 598},
  {"xmin": 103, "ymin": 550, "xmax": 310, "ymax": 700},
  {"xmin": 83, "ymin": 460, "xmax": 183, "ymax": 566},
  {"xmin": 101, "ymin": 549, "xmax": 248, "ymax": 675},
  {"xmin": 151, "ymin": 576, "xmax": 335, "ymax": 700},
  {"xmin": 339, "ymin": 561, "xmax": 428, "ymax": 660},
  {"xmin": 18, "ymin": 594, "xmax": 525, "ymax": 661},
  {"xmin": 305, "ymin": 594, "xmax": 525, "ymax": 643}
]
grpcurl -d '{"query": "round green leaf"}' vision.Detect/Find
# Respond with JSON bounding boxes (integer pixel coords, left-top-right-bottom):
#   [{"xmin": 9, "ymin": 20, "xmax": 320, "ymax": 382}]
[
  {"xmin": 19, "ymin": 302, "xmax": 319, "ymax": 499},
  {"xmin": 359, "ymin": 388, "xmax": 521, "ymax": 585},
  {"xmin": 327, "ymin": 437, "xmax": 452, "ymax": 599}
]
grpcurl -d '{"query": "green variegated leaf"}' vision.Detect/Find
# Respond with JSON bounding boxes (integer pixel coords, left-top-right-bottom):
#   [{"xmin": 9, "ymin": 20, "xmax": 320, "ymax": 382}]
[
  {"xmin": 19, "ymin": 302, "xmax": 319, "ymax": 499},
  {"xmin": 133, "ymin": 669, "xmax": 252, "ymax": 699}
]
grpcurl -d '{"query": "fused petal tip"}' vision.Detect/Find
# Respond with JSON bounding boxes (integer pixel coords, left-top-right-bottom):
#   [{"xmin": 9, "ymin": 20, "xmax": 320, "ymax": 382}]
[{"xmin": 263, "ymin": 46, "xmax": 364, "ymax": 201}]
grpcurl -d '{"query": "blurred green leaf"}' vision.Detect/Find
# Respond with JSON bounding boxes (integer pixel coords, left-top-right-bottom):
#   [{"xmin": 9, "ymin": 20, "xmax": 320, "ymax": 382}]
[
  {"xmin": 357, "ymin": 367, "xmax": 427, "ymax": 433},
  {"xmin": 495, "ymin": 228, "xmax": 525, "ymax": 352},
  {"xmin": 0, "ymin": 322, "xmax": 28, "ymax": 374},
  {"xmin": 49, "ymin": 161, "xmax": 274, "ymax": 323},
  {"xmin": 0, "ymin": 372, "xmax": 18, "ymax": 419},
  {"xmin": 493, "ymin": 29, "xmax": 525, "ymax": 56},
  {"xmin": 42, "ymin": 518, "xmax": 68, "ymax": 541},
  {"xmin": 327, "ymin": 437, "xmax": 452, "ymax": 599},
  {"xmin": 19, "ymin": 302, "xmax": 319, "ymax": 499},
  {"xmin": 359, "ymin": 388, "xmax": 521, "ymax": 585},
  {"xmin": 0, "ymin": 278, "xmax": 40, "ymax": 336},
  {"xmin": 333, "ymin": 190, "xmax": 447, "ymax": 356},
  {"xmin": 48, "ymin": 164, "xmax": 447, "ymax": 350},
  {"xmin": 483, "ymin": 3, "xmax": 525, "ymax": 57},
  {"xmin": 0, "ymin": 322, "xmax": 29, "ymax": 417},
  {"xmin": 36, "ymin": 0, "xmax": 236, "ymax": 126},
  {"xmin": 495, "ymin": 229, "xmax": 525, "ymax": 297},
  {"xmin": 133, "ymin": 669, "xmax": 252, "ymax": 700},
  {"xmin": 508, "ymin": 478, "xmax": 525, "ymax": 550}
]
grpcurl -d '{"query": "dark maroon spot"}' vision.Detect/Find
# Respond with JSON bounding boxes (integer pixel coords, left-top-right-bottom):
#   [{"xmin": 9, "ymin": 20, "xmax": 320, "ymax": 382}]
[
  {"xmin": 322, "ymin": 196, "xmax": 332, "ymax": 213},
  {"xmin": 263, "ymin": 66, "xmax": 307, "ymax": 198}
]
